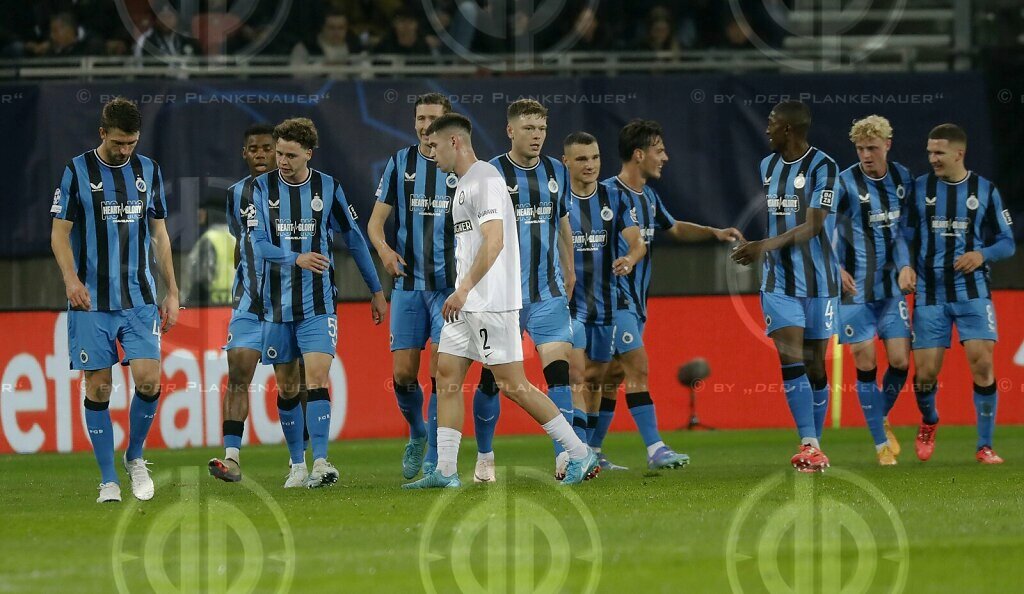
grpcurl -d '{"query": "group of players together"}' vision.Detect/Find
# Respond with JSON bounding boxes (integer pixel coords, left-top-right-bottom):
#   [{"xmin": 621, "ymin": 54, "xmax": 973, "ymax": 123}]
[{"xmin": 51, "ymin": 93, "xmax": 1012, "ymax": 503}]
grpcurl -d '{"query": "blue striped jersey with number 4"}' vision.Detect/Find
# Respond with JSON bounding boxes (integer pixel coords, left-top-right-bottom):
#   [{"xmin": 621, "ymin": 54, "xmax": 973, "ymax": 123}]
[{"xmin": 760, "ymin": 147, "xmax": 841, "ymax": 298}]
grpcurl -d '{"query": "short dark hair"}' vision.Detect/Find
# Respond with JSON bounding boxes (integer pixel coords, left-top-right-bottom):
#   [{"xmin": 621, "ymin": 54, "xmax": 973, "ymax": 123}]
[
  {"xmin": 618, "ymin": 119, "xmax": 663, "ymax": 161},
  {"xmin": 507, "ymin": 99, "xmax": 548, "ymax": 121},
  {"xmin": 426, "ymin": 112, "xmax": 472, "ymax": 137},
  {"xmin": 273, "ymin": 118, "xmax": 318, "ymax": 150},
  {"xmin": 415, "ymin": 93, "xmax": 452, "ymax": 114},
  {"xmin": 563, "ymin": 131, "xmax": 597, "ymax": 150},
  {"xmin": 100, "ymin": 97, "xmax": 142, "ymax": 134},
  {"xmin": 771, "ymin": 101, "xmax": 812, "ymax": 132},
  {"xmin": 929, "ymin": 123, "xmax": 967, "ymax": 146},
  {"xmin": 243, "ymin": 123, "xmax": 275, "ymax": 143}
]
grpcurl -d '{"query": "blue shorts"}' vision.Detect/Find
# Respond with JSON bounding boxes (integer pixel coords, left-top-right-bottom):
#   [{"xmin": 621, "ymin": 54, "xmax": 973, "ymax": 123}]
[
  {"xmin": 612, "ymin": 309, "xmax": 645, "ymax": 355},
  {"xmin": 761, "ymin": 292, "xmax": 838, "ymax": 340},
  {"xmin": 838, "ymin": 297, "xmax": 911, "ymax": 344},
  {"xmin": 520, "ymin": 296, "xmax": 573, "ymax": 346},
  {"xmin": 389, "ymin": 288, "xmax": 452, "ymax": 351},
  {"xmin": 67, "ymin": 304, "xmax": 161, "ymax": 371},
  {"xmin": 912, "ymin": 298, "xmax": 998, "ymax": 350},
  {"xmin": 261, "ymin": 313, "xmax": 338, "ymax": 365},
  {"xmin": 224, "ymin": 310, "xmax": 263, "ymax": 352},
  {"xmin": 571, "ymin": 319, "xmax": 615, "ymax": 363}
]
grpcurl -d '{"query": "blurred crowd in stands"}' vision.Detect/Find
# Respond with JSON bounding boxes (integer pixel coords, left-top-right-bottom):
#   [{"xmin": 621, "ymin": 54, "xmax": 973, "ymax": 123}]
[{"xmin": 0, "ymin": 0, "xmax": 788, "ymax": 60}]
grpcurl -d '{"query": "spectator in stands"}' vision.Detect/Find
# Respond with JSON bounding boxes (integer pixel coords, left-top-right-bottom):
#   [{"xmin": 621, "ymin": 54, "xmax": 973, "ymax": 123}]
[
  {"xmin": 134, "ymin": 2, "xmax": 202, "ymax": 58},
  {"xmin": 26, "ymin": 12, "xmax": 102, "ymax": 57},
  {"xmin": 567, "ymin": 5, "xmax": 612, "ymax": 53},
  {"xmin": 374, "ymin": 9, "xmax": 435, "ymax": 55},
  {"xmin": 636, "ymin": 16, "xmax": 680, "ymax": 52},
  {"xmin": 723, "ymin": 18, "xmax": 755, "ymax": 50},
  {"xmin": 291, "ymin": 9, "xmax": 364, "ymax": 64},
  {"xmin": 336, "ymin": 0, "xmax": 403, "ymax": 50}
]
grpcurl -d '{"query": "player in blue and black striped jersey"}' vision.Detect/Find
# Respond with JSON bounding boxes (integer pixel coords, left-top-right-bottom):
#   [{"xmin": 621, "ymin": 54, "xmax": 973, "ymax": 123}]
[
  {"xmin": 561, "ymin": 132, "xmax": 646, "ymax": 474},
  {"xmin": 250, "ymin": 118, "xmax": 387, "ymax": 488},
  {"xmin": 592, "ymin": 119, "xmax": 742, "ymax": 471},
  {"xmin": 833, "ymin": 115, "xmax": 914, "ymax": 466},
  {"xmin": 732, "ymin": 101, "xmax": 840, "ymax": 473},
  {"xmin": 367, "ymin": 93, "xmax": 460, "ymax": 480},
  {"xmin": 471, "ymin": 99, "xmax": 580, "ymax": 482},
  {"xmin": 900, "ymin": 124, "xmax": 1014, "ymax": 465},
  {"xmin": 208, "ymin": 124, "xmax": 277, "ymax": 483},
  {"xmin": 50, "ymin": 98, "xmax": 179, "ymax": 503}
]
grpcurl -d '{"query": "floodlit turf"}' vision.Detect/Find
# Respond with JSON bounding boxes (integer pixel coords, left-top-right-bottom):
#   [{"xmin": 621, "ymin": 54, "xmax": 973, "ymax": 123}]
[{"xmin": 2, "ymin": 425, "xmax": 1022, "ymax": 593}]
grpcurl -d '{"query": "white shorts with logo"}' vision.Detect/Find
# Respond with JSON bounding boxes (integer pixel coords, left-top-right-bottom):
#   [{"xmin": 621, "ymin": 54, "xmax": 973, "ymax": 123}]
[{"xmin": 438, "ymin": 310, "xmax": 523, "ymax": 365}]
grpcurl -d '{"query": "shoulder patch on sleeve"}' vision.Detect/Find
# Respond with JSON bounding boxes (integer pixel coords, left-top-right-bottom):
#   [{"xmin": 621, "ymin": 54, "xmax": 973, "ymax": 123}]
[{"xmin": 820, "ymin": 189, "xmax": 834, "ymax": 207}]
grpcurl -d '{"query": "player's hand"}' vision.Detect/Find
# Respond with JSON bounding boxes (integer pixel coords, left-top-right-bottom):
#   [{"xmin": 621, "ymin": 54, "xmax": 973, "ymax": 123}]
[
  {"xmin": 612, "ymin": 256, "xmax": 634, "ymax": 276},
  {"xmin": 898, "ymin": 266, "xmax": 916, "ymax": 294},
  {"xmin": 442, "ymin": 287, "xmax": 468, "ymax": 322},
  {"xmin": 160, "ymin": 293, "xmax": 180, "ymax": 333},
  {"xmin": 296, "ymin": 252, "xmax": 330, "ymax": 274},
  {"xmin": 730, "ymin": 240, "xmax": 763, "ymax": 266},
  {"xmin": 840, "ymin": 269, "xmax": 858, "ymax": 296},
  {"xmin": 954, "ymin": 250, "xmax": 984, "ymax": 274},
  {"xmin": 370, "ymin": 291, "xmax": 387, "ymax": 325},
  {"xmin": 715, "ymin": 227, "xmax": 745, "ymax": 243},
  {"xmin": 65, "ymin": 277, "xmax": 92, "ymax": 311},
  {"xmin": 380, "ymin": 247, "xmax": 407, "ymax": 278}
]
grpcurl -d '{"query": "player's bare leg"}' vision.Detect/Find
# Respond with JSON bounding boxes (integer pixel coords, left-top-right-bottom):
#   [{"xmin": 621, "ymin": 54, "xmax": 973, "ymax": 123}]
[
  {"xmin": 772, "ymin": 326, "xmax": 828, "ymax": 472},
  {"xmin": 124, "ymin": 358, "xmax": 161, "ymax": 500},
  {"xmin": 209, "ymin": 347, "xmax": 259, "ymax": 482},
  {"xmin": 301, "ymin": 352, "xmax": 339, "ymax": 487},
  {"xmin": 83, "ymin": 368, "xmax": 121, "ymax": 502},
  {"xmin": 392, "ymin": 347, "xmax": 428, "ymax": 478},
  {"xmin": 849, "ymin": 339, "xmax": 896, "ymax": 464},
  {"xmin": 616, "ymin": 347, "xmax": 689, "ymax": 470},
  {"xmin": 964, "ymin": 339, "xmax": 1003, "ymax": 464},
  {"xmin": 912, "ymin": 347, "xmax": 944, "ymax": 462}
]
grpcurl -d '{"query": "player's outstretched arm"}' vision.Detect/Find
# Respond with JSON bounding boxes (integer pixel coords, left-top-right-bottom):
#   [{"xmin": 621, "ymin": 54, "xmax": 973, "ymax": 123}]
[
  {"xmin": 668, "ymin": 221, "xmax": 744, "ymax": 243},
  {"xmin": 150, "ymin": 218, "xmax": 180, "ymax": 332},
  {"xmin": 51, "ymin": 219, "xmax": 91, "ymax": 310},
  {"xmin": 731, "ymin": 207, "xmax": 827, "ymax": 266},
  {"xmin": 367, "ymin": 201, "xmax": 406, "ymax": 277},
  {"xmin": 612, "ymin": 226, "xmax": 646, "ymax": 276}
]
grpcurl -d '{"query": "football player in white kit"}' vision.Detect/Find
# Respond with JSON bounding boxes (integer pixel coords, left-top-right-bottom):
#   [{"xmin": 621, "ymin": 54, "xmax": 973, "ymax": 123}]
[{"xmin": 403, "ymin": 113, "xmax": 600, "ymax": 488}]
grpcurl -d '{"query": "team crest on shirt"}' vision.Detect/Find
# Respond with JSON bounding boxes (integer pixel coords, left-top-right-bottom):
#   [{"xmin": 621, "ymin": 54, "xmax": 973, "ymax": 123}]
[
  {"xmin": 457, "ymin": 190, "xmax": 466, "ymax": 205},
  {"xmin": 446, "ymin": 172, "xmax": 458, "ymax": 188},
  {"xmin": 793, "ymin": 173, "xmax": 806, "ymax": 189},
  {"xmin": 896, "ymin": 184, "xmax": 906, "ymax": 199},
  {"xmin": 135, "ymin": 177, "xmax": 147, "ymax": 193},
  {"xmin": 547, "ymin": 178, "xmax": 559, "ymax": 194},
  {"xmin": 311, "ymin": 194, "xmax": 324, "ymax": 212},
  {"xmin": 966, "ymin": 194, "xmax": 979, "ymax": 210},
  {"xmin": 600, "ymin": 205, "xmax": 614, "ymax": 221}
]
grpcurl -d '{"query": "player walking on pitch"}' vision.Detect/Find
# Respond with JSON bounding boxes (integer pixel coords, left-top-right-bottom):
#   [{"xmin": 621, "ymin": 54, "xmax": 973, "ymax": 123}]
[
  {"xmin": 403, "ymin": 113, "xmax": 599, "ymax": 489},
  {"xmin": 51, "ymin": 97, "xmax": 179, "ymax": 502}
]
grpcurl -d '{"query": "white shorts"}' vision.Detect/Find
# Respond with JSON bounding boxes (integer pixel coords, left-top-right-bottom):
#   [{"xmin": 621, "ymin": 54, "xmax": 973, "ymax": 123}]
[{"xmin": 438, "ymin": 310, "xmax": 523, "ymax": 365}]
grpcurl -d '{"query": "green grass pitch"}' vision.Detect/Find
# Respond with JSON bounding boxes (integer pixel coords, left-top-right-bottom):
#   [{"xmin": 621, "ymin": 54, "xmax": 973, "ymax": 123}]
[{"xmin": 2, "ymin": 425, "xmax": 1022, "ymax": 593}]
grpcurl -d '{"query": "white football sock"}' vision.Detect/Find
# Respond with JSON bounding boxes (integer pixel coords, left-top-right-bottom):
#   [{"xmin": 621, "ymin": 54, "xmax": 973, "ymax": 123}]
[
  {"xmin": 477, "ymin": 451, "xmax": 494, "ymax": 462},
  {"xmin": 646, "ymin": 441, "xmax": 666, "ymax": 458},
  {"xmin": 437, "ymin": 427, "xmax": 462, "ymax": 476},
  {"xmin": 541, "ymin": 416, "xmax": 588, "ymax": 460},
  {"xmin": 225, "ymin": 447, "xmax": 240, "ymax": 462}
]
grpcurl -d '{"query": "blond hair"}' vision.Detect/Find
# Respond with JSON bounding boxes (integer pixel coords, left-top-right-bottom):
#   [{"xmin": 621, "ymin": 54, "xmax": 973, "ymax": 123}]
[{"xmin": 849, "ymin": 115, "xmax": 893, "ymax": 143}]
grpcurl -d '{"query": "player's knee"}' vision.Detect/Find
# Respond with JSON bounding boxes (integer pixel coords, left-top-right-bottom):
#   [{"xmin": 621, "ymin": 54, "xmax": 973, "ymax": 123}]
[
  {"xmin": 968, "ymin": 357, "xmax": 993, "ymax": 382},
  {"xmin": 477, "ymin": 367, "xmax": 499, "ymax": 396},
  {"xmin": 227, "ymin": 363, "xmax": 255, "ymax": 388},
  {"xmin": 133, "ymin": 373, "xmax": 161, "ymax": 396},
  {"xmin": 913, "ymin": 375, "xmax": 937, "ymax": 394},
  {"xmin": 887, "ymin": 353, "xmax": 909, "ymax": 371},
  {"xmin": 393, "ymin": 369, "xmax": 418, "ymax": 388},
  {"xmin": 543, "ymin": 360, "xmax": 570, "ymax": 388}
]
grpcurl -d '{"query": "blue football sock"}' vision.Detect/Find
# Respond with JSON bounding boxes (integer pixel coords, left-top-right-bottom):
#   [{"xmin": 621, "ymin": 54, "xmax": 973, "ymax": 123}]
[
  {"xmin": 881, "ymin": 366, "xmax": 908, "ymax": 416},
  {"xmin": 586, "ymin": 412, "xmax": 599, "ymax": 444},
  {"xmin": 856, "ymin": 368, "xmax": 888, "ymax": 447},
  {"xmin": 626, "ymin": 392, "xmax": 662, "ymax": 448},
  {"xmin": 914, "ymin": 380, "xmax": 939, "ymax": 425},
  {"xmin": 84, "ymin": 399, "xmax": 118, "ymax": 484},
  {"xmin": 394, "ymin": 380, "xmax": 426, "ymax": 439},
  {"xmin": 973, "ymin": 383, "xmax": 998, "ymax": 449},
  {"xmin": 472, "ymin": 388, "xmax": 500, "ymax": 454},
  {"xmin": 589, "ymin": 398, "xmax": 616, "ymax": 448},
  {"xmin": 305, "ymin": 388, "xmax": 332, "ymax": 461},
  {"xmin": 278, "ymin": 395, "xmax": 306, "ymax": 464},
  {"xmin": 572, "ymin": 408, "xmax": 588, "ymax": 444},
  {"xmin": 425, "ymin": 383, "xmax": 438, "ymax": 465},
  {"xmin": 782, "ymin": 364, "xmax": 816, "ymax": 441},
  {"xmin": 809, "ymin": 377, "xmax": 830, "ymax": 441},
  {"xmin": 126, "ymin": 390, "xmax": 159, "ymax": 461}
]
